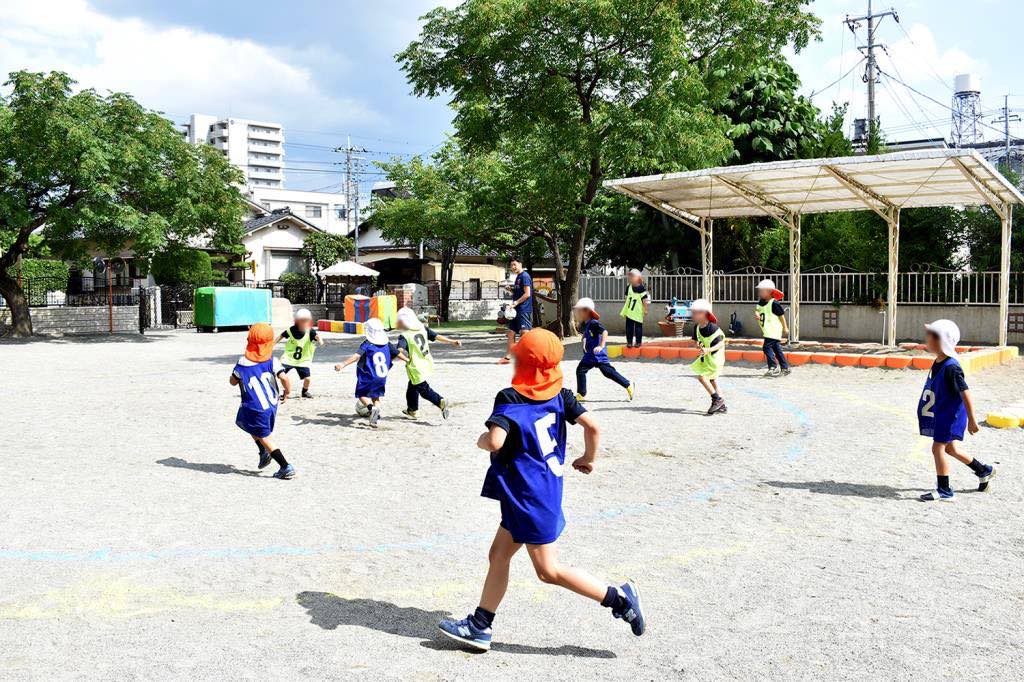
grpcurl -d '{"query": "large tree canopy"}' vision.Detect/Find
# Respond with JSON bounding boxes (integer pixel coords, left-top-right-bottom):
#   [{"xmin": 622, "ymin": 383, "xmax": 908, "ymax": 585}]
[
  {"xmin": 399, "ymin": 0, "xmax": 819, "ymax": 334},
  {"xmin": 0, "ymin": 70, "xmax": 246, "ymax": 336}
]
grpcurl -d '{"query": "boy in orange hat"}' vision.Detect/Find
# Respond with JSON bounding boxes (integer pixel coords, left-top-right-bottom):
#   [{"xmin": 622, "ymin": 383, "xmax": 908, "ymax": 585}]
[
  {"xmin": 437, "ymin": 328, "xmax": 645, "ymax": 652},
  {"xmin": 229, "ymin": 323, "xmax": 295, "ymax": 479}
]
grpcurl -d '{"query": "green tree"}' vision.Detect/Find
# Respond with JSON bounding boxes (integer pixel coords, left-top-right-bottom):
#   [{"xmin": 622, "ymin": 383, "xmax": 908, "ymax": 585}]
[
  {"xmin": 302, "ymin": 231, "xmax": 355, "ymax": 274},
  {"xmin": 0, "ymin": 71, "xmax": 246, "ymax": 336},
  {"xmin": 150, "ymin": 246, "xmax": 215, "ymax": 286},
  {"xmin": 399, "ymin": 0, "xmax": 818, "ymax": 334}
]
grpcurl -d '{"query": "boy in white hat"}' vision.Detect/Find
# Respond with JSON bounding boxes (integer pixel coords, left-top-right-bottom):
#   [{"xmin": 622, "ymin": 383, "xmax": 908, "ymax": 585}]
[
  {"xmin": 754, "ymin": 279, "xmax": 790, "ymax": 377},
  {"xmin": 689, "ymin": 299, "xmax": 727, "ymax": 415},
  {"xmin": 395, "ymin": 306, "xmax": 463, "ymax": 420},
  {"xmin": 277, "ymin": 308, "xmax": 325, "ymax": 398},
  {"xmin": 917, "ymin": 319, "xmax": 995, "ymax": 501},
  {"xmin": 334, "ymin": 318, "xmax": 408, "ymax": 428},
  {"xmin": 620, "ymin": 269, "xmax": 651, "ymax": 348},
  {"xmin": 573, "ymin": 298, "xmax": 635, "ymax": 401}
]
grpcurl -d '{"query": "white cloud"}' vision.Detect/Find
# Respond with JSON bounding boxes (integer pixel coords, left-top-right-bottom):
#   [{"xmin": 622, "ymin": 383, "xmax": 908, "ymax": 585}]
[{"xmin": 0, "ymin": 0, "xmax": 381, "ymax": 129}]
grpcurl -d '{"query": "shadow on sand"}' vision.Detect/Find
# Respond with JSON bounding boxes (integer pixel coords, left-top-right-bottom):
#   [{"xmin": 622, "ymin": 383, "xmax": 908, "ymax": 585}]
[
  {"xmin": 295, "ymin": 592, "xmax": 616, "ymax": 659},
  {"xmin": 763, "ymin": 480, "xmax": 925, "ymax": 500},
  {"xmin": 156, "ymin": 456, "xmax": 262, "ymax": 477}
]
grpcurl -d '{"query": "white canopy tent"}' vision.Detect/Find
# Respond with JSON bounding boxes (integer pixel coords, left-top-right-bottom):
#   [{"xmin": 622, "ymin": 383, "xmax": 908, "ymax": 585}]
[
  {"xmin": 605, "ymin": 149, "xmax": 1023, "ymax": 346},
  {"xmin": 319, "ymin": 260, "xmax": 380, "ymax": 279}
]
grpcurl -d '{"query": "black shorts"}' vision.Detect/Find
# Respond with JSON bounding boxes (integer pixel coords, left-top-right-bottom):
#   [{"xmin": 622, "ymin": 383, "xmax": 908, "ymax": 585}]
[
  {"xmin": 282, "ymin": 364, "xmax": 311, "ymax": 380},
  {"xmin": 507, "ymin": 313, "xmax": 533, "ymax": 335}
]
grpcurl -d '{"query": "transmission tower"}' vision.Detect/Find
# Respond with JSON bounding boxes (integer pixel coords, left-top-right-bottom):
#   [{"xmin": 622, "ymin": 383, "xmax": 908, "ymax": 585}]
[{"xmin": 950, "ymin": 74, "xmax": 983, "ymax": 147}]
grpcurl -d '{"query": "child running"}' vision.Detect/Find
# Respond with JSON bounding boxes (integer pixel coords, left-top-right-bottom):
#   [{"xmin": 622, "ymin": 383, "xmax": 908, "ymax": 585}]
[
  {"xmin": 437, "ymin": 328, "xmax": 645, "ymax": 651},
  {"xmin": 917, "ymin": 319, "xmax": 995, "ymax": 501},
  {"xmin": 334, "ymin": 318, "xmax": 408, "ymax": 428},
  {"xmin": 572, "ymin": 297, "xmax": 635, "ymax": 402},
  {"xmin": 395, "ymin": 307, "xmax": 462, "ymax": 420},
  {"xmin": 229, "ymin": 323, "xmax": 295, "ymax": 479},
  {"xmin": 620, "ymin": 268, "xmax": 651, "ymax": 348},
  {"xmin": 277, "ymin": 308, "xmax": 324, "ymax": 398},
  {"xmin": 754, "ymin": 278, "xmax": 790, "ymax": 377},
  {"xmin": 689, "ymin": 298, "xmax": 727, "ymax": 415}
]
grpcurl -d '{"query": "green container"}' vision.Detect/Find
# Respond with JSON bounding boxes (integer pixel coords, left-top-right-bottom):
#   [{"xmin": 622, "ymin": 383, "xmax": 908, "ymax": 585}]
[{"xmin": 194, "ymin": 287, "xmax": 271, "ymax": 330}]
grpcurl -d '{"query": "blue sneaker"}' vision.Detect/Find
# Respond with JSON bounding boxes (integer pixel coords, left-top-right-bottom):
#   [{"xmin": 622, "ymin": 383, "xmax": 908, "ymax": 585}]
[
  {"xmin": 257, "ymin": 444, "xmax": 272, "ymax": 470},
  {"xmin": 920, "ymin": 488, "xmax": 954, "ymax": 502},
  {"xmin": 977, "ymin": 465, "xmax": 996, "ymax": 492},
  {"xmin": 273, "ymin": 464, "xmax": 295, "ymax": 480},
  {"xmin": 613, "ymin": 581, "xmax": 646, "ymax": 636},
  {"xmin": 438, "ymin": 615, "xmax": 492, "ymax": 651}
]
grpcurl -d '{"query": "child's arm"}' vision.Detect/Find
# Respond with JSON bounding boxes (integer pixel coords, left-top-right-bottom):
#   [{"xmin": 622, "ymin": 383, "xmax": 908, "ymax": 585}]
[
  {"xmin": 316, "ymin": 334, "xmax": 325, "ymax": 347},
  {"xmin": 334, "ymin": 353, "xmax": 361, "ymax": 371},
  {"xmin": 571, "ymin": 413, "xmax": 600, "ymax": 474},
  {"xmin": 477, "ymin": 424, "xmax": 508, "ymax": 452},
  {"xmin": 780, "ymin": 313, "xmax": 790, "ymax": 337},
  {"xmin": 596, "ymin": 329, "xmax": 609, "ymax": 354},
  {"xmin": 434, "ymin": 334, "xmax": 463, "ymax": 348},
  {"xmin": 395, "ymin": 350, "xmax": 410, "ymax": 363},
  {"xmin": 229, "ymin": 374, "xmax": 240, "ymax": 386},
  {"xmin": 962, "ymin": 389, "xmax": 979, "ymax": 434}
]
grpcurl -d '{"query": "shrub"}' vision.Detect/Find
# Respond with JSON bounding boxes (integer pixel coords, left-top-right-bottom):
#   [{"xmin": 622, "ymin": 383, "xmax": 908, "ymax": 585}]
[{"xmin": 150, "ymin": 247, "xmax": 214, "ymax": 286}]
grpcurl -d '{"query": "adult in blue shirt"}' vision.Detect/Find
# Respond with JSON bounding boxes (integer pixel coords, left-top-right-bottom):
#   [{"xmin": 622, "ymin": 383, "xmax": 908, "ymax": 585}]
[{"xmin": 500, "ymin": 258, "xmax": 533, "ymax": 363}]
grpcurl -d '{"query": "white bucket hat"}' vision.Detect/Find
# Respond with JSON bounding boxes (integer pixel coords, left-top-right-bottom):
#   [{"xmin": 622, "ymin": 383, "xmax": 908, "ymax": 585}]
[
  {"xmin": 363, "ymin": 317, "xmax": 388, "ymax": 345},
  {"xmin": 396, "ymin": 306, "xmax": 423, "ymax": 330},
  {"xmin": 628, "ymin": 268, "xmax": 643, "ymax": 278},
  {"xmin": 294, "ymin": 308, "xmax": 312, "ymax": 321},
  {"xmin": 689, "ymin": 298, "xmax": 717, "ymax": 324},
  {"xmin": 573, "ymin": 297, "xmax": 601, "ymax": 320},
  {"xmin": 756, "ymin": 278, "xmax": 784, "ymax": 301},
  {"xmin": 925, "ymin": 319, "xmax": 961, "ymax": 357}
]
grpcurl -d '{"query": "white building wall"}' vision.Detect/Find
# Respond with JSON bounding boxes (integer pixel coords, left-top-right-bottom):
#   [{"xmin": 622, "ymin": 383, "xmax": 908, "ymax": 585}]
[
  {"xmin": 248, "ymin": 187, "xmax": 349, "ymax": 235},
  {"xmin": 182, "ymin": 114, "xmax": 286, "ymax": 189},
  {"xmin": 242, "ymin": 222, "xmax": 311, "ymax": 281}
]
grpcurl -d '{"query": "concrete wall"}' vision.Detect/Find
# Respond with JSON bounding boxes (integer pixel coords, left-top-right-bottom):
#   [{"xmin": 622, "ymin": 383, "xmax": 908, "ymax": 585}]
[
  {"xmin": 590, "ymin": 298, "xmax": 1024, "ymax": 345},
  {"xmin": 0, "ymin": 305, "xmax": 139, "ymax": 335},
  {"xmin": 448, "ymin": 299, "xmax": 505, "ymax": 321}
]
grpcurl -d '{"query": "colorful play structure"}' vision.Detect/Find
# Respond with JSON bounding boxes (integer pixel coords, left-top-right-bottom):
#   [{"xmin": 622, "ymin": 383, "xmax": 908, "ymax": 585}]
[
  {"xmin": 314, "ymin": 293, "xmax": 399, "ymax": 336},
  {"xmin": 194, "ymin": 286, "xmax": 271, "ymax": 332}
]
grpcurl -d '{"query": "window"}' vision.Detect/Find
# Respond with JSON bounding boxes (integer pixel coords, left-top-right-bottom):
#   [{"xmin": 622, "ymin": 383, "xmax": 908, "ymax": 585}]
[
  {"xmin": 334, "ymin": 206, "xmax": 346, "ymax": 220},
  {"xmin": 305, "ymin": 205, "xmax": 322, "ymax": 219},
  {"xmin": 1009, "ymin": 312, "xmax": 1024, "ymax": 334},
  {"xmin": 823, "ymin": 309, "xmax": 839, "ymax": 329},
  {"xmin": 262, "ymin": 202, "xmax": 271, "ymax": 210}
]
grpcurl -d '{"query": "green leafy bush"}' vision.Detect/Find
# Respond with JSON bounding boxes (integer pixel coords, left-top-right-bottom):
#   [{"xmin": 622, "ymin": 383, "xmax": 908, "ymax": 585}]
[{"xmin": 150, "ymin": 247, "xmax": 214, "ymax": 286}]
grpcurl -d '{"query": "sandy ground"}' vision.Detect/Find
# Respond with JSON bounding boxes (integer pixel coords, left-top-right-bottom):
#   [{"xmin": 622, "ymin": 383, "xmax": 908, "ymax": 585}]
[{"xmin": 1, "ymin": 328, "xmax": 1023, "ymax": 681}]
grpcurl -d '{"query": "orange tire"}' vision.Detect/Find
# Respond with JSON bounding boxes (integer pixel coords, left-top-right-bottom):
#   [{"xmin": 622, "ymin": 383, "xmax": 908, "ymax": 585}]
[
  {"xmin": 860, "ymin": 355, "xmax": 886, "ymax": 368},
  {"xmin": 786, "ymin": 352, "xmax": 812, "ymax": 366},
  {"xmin": 659, "ymin": 347, "xmax": 682, "ymax": 360},
  {"xmin": 725, "ymin": 349, "xmax": 744, "ymax": 362},
  {"xmin": 834, "ymin": 354, "xmax": 860, "ymax": 367},
  {"xmin": 810, "ymin": 353, "xmax": 835, "ymax": 365},
  {"xmin": 742, "ymin": 350, "xmax": 764, "ymax": 363},
  {"xmin": 679, "ymin": 348, "xmax": 701, "ymax": 360},
  {"xmin": 885, "ymin": 356, "xmax": 913, "ymax": 369},
  {"xmin": 622, "ymin": 347, "xmax": 641, "ymax": 359},
  {"xmin": 911, "ymin": 357, "xmax": 933, "ymax": 370}
]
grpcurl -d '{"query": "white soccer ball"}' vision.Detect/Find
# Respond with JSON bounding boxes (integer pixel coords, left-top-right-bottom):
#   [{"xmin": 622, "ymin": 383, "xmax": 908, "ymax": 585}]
[
  {"xmin": 503, "ymin": 306, "xmax": 518, "ymax": 320},
  {"xmin": 355, "ymin": 401, "xmax": 371, "ymax": 417}
]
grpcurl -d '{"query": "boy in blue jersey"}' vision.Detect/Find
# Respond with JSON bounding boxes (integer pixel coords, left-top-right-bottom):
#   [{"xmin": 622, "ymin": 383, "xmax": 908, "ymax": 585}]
[
  {"xmin": 917, "ymin": 319, "xmax": 994, "ymax": 501},
  {"xmin": 438, "ymin": 328, "xmax": 645, "ymax": 652},
  {"xmin": 572, "ymin": 298, "xmax": 635, "ymax": 402},
  {"xmin": 334, "ymin": 318, "xmax": 407, "ymax": 428},
  {"xmin": 499, "ymin": 258, "xmax": 533, "ymax": 363},
  {"xmin": 229, "ymin": 323, "xmax": 295, "ymax": 479}
]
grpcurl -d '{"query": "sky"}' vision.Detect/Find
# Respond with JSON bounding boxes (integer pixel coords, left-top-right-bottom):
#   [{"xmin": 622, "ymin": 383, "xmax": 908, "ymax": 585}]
[{"xmin": 1, "ymin": 0, "xmax": 1022, "ymax": 195}]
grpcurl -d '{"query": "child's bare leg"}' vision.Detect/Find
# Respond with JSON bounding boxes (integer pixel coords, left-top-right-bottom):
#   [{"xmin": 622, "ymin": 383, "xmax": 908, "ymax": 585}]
[
  {"xmin": 697, "ymin": 376, "xmax": 714, "ymax": 397},
  {"xmin": 526, "ymin": 542, "xmax": 606, "ymax": 602},
  {"xmin": 358, "ymin": 397, "xmax": 373, "ymax": 408},
  {"xmin": 479, "ymin": 527, "xmax": 521, "ymax": 612},
  {"xmin": 303, "ymin": 377, "xmax": 311, "ymax": 391},
  {"xmin": 710, "ymin": 379, "xmax": 721, "ymax": 397},
  {"xmin": 255, "ymin": 435, "xmax": 274, "ymax": 452},
  {"xmin": 931, "ymin": 442, "xmax": 951, "ymax": 476},
  {"xmin": 944, "ymin": 441, "xmax": 972, "ymax": 466}
]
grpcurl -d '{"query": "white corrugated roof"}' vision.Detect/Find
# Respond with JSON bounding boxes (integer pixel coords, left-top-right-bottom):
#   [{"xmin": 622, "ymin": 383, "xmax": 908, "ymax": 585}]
[{"xmin": 604, "ymin": 149, "xmax": 1023, "ymax": 220}]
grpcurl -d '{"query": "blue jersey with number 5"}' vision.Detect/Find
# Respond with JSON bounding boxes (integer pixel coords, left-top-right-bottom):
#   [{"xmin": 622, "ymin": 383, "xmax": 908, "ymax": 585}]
[
  {"xmin": 918, "ymin": 357, "xmax": 967, "ymax": 442},
  {"xmin": 355, "ymin": 341, "xmax": 395, "ymax": 398},
  {"xmin": 232, "ymin": 356, "xmax": 282, "ymax": 438},
  {"xmin": 481, "ymin": 388, "xmax": 586, "ymax": 544}
]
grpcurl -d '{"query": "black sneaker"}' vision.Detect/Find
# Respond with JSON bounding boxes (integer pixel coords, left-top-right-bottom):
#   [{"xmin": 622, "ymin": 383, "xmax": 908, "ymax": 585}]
[
  {"xmin": 780, "ymin": 368, "xmax": 792, "ymax": 376},
  {"xmin": 257, "ymin": 443, "xmax": 272, "ymax": 469},
  {"xmin": 611, "ymin": 581, "xmax": 646, "ymax": 636},
  {"xmin": 301, "ymin": 388, "xmax": 313, "ymax": 399},
  {"xmin": 977, "ymin": 464, "xmax": 996, "ymax": 492},
  {"xmin": 708, "ymin": 397, "xmax": 727, "ymax": 415}
]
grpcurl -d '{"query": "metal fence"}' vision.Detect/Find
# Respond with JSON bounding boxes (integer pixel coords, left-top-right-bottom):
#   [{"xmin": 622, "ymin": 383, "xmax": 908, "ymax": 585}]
[
  {"xmin": 0, "ymin": 275, "xmax": 143, "ymax": 308},
  {"xmin": 579, "ymin": 270, "xmax": 1024, "ymax": 306}
]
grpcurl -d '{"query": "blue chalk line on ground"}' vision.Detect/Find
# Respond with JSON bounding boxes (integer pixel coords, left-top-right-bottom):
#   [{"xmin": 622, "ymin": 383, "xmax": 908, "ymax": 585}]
[{"xmin": 1, "ymin": 388, "xmax": 812, "ymax": 564}]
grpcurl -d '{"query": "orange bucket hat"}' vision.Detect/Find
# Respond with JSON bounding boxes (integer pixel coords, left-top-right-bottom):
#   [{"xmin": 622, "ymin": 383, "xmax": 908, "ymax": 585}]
[
  {"xmin": 245, "ymin": 322, "xmax": 276, "ymax": 362},
  {"xmin": 510, "ymin": 328, "xmax": 564, "ymax": 401}
]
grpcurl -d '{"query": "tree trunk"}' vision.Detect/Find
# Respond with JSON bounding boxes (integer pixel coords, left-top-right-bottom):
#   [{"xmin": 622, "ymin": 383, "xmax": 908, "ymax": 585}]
[
  {"xmin": 558, "ymin": 155, "xmax": 603, "ymax": 337},
  {"xmin": 439, "ymin": 244, "xmax": 457, "ymax": 322},
  {"xmin": 0, "ymin": 269, "xmax": 33, "ymax": 337}
]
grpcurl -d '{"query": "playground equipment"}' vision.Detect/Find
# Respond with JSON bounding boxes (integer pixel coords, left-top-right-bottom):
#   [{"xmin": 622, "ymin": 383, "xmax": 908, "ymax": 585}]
[{"xmin": 194, "ymin": 287, "xmax": 270, "ymax": 332}]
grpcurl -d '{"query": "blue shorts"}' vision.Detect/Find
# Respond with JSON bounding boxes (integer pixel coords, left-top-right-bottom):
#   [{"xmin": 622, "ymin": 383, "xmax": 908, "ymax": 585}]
[
  {"xmin": 236, "ymin": 406, "xmax": 276, "ymax": 439},
  {"xmin": 925, "ymin": 421, "xmax": 966, "ymax": 444},
  {"xmin": 282, "ymin": 364, "xmax": 311, "ymax": 380},
  {"xmin": 507, "ymin": 313, "xmax": 533, "ymax": 335},
  {"xmin": 355, "ymin": 387, "xmax": 385, "ymax": 399}
]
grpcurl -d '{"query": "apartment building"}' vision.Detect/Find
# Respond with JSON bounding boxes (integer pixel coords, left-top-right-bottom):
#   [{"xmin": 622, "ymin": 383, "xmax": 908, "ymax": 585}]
[
  {"xmin": 247, "ymin": 187, "xmax": 349, "ymax": 235},
  {"xmin": 181, "ymin": 114, "xmax": 286, "ymax": 188}
]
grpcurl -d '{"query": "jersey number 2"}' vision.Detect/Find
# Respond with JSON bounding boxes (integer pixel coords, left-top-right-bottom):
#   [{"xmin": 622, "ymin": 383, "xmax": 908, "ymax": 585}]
[
  {"xmin": 533, "ymin": 413, "xmax": 562, "ymax": 477},
  {"xmin": 920, "ymin": 389, "xmax": 936, "ymax": 418}
]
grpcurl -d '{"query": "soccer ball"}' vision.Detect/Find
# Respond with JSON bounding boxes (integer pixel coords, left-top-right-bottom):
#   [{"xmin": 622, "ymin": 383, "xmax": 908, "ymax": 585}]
[{"xmin": 355, "ymin": 401, "xmax": 371, "ymax": 417}]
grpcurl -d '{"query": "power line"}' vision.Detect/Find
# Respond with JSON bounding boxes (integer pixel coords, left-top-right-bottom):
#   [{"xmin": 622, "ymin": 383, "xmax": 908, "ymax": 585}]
[
  {"xmin": 811, "ymin": 58, "xmax": 866, "ymax": 99},
  {"xmin": 893, "ymin": 20, "xmax": 952, "ymax": 93},
  {"xmin": 879, "ymin": 67, "xmax": 1011, "ymax": 139}
]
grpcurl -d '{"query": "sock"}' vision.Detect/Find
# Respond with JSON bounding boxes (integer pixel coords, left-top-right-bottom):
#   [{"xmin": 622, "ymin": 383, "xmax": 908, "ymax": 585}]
[
  {"xmin": 601, "ymin": 586, "xmax": 629, "ymax": 611},
  {"xmin": 270, "ymin": 449, "xmax": 289, "ymax": 468},
  {"xmin": 937, "ymin": 475, "xmax": 951, "ymax": 492},
  {"xmin": 470, "ymin": 607, "xmax": 495, "ymax": 629},
  {"xmin": 967, "ymin": 458, "xmax": 987, "ymax": 475},
  {"xmin": 256, "ymin": 441, "xmax": 266, "ymax": 455},
  {"xmin": 711, "ymin": 392, "xmax": 721, "ymax": 400}
]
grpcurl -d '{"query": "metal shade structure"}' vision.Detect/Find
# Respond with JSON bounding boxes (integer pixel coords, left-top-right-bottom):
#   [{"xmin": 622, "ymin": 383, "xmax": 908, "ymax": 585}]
[
  {"xmin": 319, "ymin": 260, "xmax": 380, "ymax": 279},
  {"xmin": 605, "ymin": 149, "xmax": 1023, "ymax": 346}
]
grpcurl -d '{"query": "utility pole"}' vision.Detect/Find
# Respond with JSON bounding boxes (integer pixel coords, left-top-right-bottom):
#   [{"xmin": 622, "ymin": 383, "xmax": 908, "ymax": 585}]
[
  {"xmin": 334, "ymin": 136, "xmax": 367, "ymax": 262},
  {"xmin": 993, "ymin": 95, "xmax": 1020, "ymax": 172},
  {"xmin": 845, "ymin": 1, "xmax": 899, "ymax": 142}
]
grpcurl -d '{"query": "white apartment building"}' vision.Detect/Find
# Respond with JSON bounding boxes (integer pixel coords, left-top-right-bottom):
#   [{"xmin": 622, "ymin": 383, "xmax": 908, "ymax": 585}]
[
  {"xmin": 247, "ymin": 187, "xmax": 349, "ymax": 235},
  {"xmin": 181, "ymin": 114, "xmax": 286, "ymax": 189}
]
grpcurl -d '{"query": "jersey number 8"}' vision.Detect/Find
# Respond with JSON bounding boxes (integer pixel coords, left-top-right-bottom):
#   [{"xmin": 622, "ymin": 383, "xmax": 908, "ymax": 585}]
[{"xmin": 371, "ymin": 351, "xmax": 389, "ymax": 378}]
